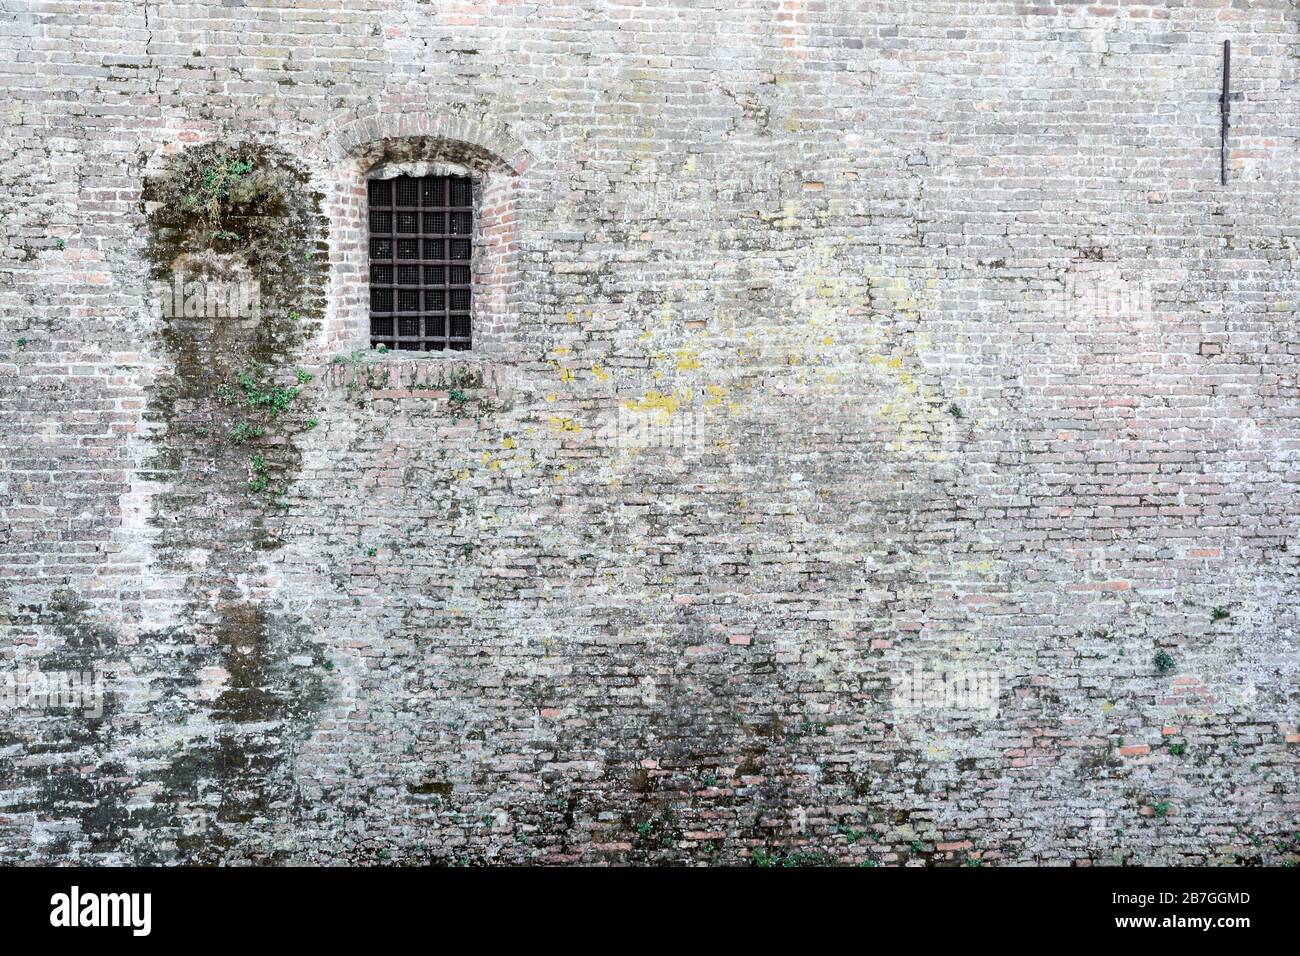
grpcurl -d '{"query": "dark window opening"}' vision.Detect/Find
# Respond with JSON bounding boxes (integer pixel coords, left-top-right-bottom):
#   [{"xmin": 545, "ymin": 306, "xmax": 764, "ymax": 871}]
[{"xmin": 368, "ymin": 174, "xmax": 473, "ymax": 351}]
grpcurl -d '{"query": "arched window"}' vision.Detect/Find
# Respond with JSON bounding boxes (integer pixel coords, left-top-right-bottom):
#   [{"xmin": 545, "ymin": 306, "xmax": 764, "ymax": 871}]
[{"xmin": 315, "ymin": 112, "xmax": 533, "ymax": 360}]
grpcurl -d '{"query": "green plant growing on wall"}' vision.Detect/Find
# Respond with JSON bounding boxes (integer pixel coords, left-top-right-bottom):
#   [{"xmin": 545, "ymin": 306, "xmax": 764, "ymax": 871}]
[
  {"xmin": 229, "ymin": 421, "xmax": 265, "ymax": 445},
  {"xmin": 838, "ymin": 824, "xmax": 867, "ymax": 844},
  {"xmin": 179, "ymin": 155, "xmax": 254, "ymax": 241},
  {"xmin": 1153, "ymin": 650, "xmax": 1175, "ymax": 674},
  {"xmin": 234, "ymin": 363, "xmax": 302, "ymax": 416},
  {"xmin": 1212, "ymin": 606, "xmax": 1230, "ymax": 622},
  {"xmin": 248, "ymin": 454, "xmax": 270, "ymax": 493},
  {"xmin": 753, "ymin": 849, "xmax": 836, "ymax": 867},
  {"xmin": 1151, "ymin": 801, "xmax": 1172, "ymax": 818},
  {"xmin": 216, "ymin": 361, "xmax": 317, "ymax": 495},
  {"xmin": 146, "ymin": 144, "xmax": 328, "ymax": 287}
]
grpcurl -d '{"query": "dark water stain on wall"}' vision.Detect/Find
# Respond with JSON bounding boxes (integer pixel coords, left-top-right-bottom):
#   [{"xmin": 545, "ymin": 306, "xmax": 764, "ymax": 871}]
[{"xmin": 96, "ymin": 141, "xmax": 336, "ymax": 862}]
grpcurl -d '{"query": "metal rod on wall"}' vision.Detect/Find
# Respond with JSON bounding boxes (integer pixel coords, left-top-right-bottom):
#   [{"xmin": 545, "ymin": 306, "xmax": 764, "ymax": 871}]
[{"xmin": 1220, "ymin": 40, "xmax": 1231, "ymax": 186}]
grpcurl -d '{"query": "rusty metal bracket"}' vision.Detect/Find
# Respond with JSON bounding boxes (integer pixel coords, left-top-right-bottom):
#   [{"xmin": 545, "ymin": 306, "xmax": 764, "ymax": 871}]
[{"xmin": 1220, "ymin": 40, "xmax": 1231, "ymax": 186}]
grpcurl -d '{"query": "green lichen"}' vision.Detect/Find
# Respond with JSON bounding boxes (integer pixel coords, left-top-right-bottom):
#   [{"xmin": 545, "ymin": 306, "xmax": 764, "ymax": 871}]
[{"xmin": 142, "ymin": 141, "xmax": 327, "ymax": 514}]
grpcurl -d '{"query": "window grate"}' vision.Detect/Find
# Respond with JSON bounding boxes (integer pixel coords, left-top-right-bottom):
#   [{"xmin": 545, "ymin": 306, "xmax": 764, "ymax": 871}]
[{"xmin": 368, "ymin": 174, "xmax": 473, "ymax": 351}]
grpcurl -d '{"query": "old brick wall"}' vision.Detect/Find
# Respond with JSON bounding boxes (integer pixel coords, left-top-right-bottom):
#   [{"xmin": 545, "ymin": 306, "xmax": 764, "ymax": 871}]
[{"xmin": 2, "ymin": 0, "xmax": 1298, "ymax": 865}]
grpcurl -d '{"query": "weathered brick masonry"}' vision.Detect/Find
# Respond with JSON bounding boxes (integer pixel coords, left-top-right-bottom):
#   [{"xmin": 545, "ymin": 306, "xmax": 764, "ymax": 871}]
[{"xmin": 2, "ymin": 0, "xmax": 1298, "ymax": 865}]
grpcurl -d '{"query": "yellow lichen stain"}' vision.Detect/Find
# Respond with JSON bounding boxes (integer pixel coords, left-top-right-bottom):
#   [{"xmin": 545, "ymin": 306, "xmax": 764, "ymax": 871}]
[
  {"xmin": 623, "ymin": 389, "xmax": 680, "ymax": 413},
  {"xmin": 502, "ymin": 436, "xmax": 517, "ymax": 450},
  {"xmin": 545, "ymin": 393, "xmax": 557, "ymax": 403},
  {"xmin": 674, "ymin": 350, "xmax": 701, "ymax": 371},
  {"xmin": 780, "ymin": 200, "xmax": 799, "ymax": 229},
  {"xmin": 548, "ymin": 416, "xmax": 581, "ymax": 434},
  {"xmin": 559, "ymin": 367, "xmax": 574, "ymax": 383},
  {"xmin": 634, "ymin": 245, "xmax": 952, "ymax": 460},
  {"xmin": 591, "ymin": 364, "xmax": 610, "ymax": 383}
]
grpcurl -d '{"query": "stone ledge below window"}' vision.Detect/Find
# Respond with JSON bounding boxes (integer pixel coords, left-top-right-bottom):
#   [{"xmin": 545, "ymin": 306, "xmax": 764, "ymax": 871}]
[{"xmin": 321, "ymin": 353, "xmax": 513, "ymax": 402}]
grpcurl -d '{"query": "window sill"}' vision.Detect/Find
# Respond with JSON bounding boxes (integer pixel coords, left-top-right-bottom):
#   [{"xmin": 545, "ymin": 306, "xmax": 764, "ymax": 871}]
[{"xmin": 321, "ymin": 350, "xmax": 512, "ymax": 401}]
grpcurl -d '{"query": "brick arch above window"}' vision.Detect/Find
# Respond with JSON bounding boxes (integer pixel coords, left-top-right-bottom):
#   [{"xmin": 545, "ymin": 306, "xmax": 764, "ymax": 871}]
[{"xmin": 320, "ymin": 107, "xmax": 535, "ymax": 175}]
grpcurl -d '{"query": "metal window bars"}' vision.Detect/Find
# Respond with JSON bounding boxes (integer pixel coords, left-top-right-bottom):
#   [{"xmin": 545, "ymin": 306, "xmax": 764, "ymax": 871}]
[{"xmin": 368, "ymin": 174, "xmax": 473, "ymax": 351}]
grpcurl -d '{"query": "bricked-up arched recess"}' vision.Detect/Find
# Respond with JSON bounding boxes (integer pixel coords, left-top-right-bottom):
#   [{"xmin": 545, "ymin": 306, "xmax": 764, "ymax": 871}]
[{"xmin": 315, "ymin": 110, "xmax": 533, "ymax": 360}]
